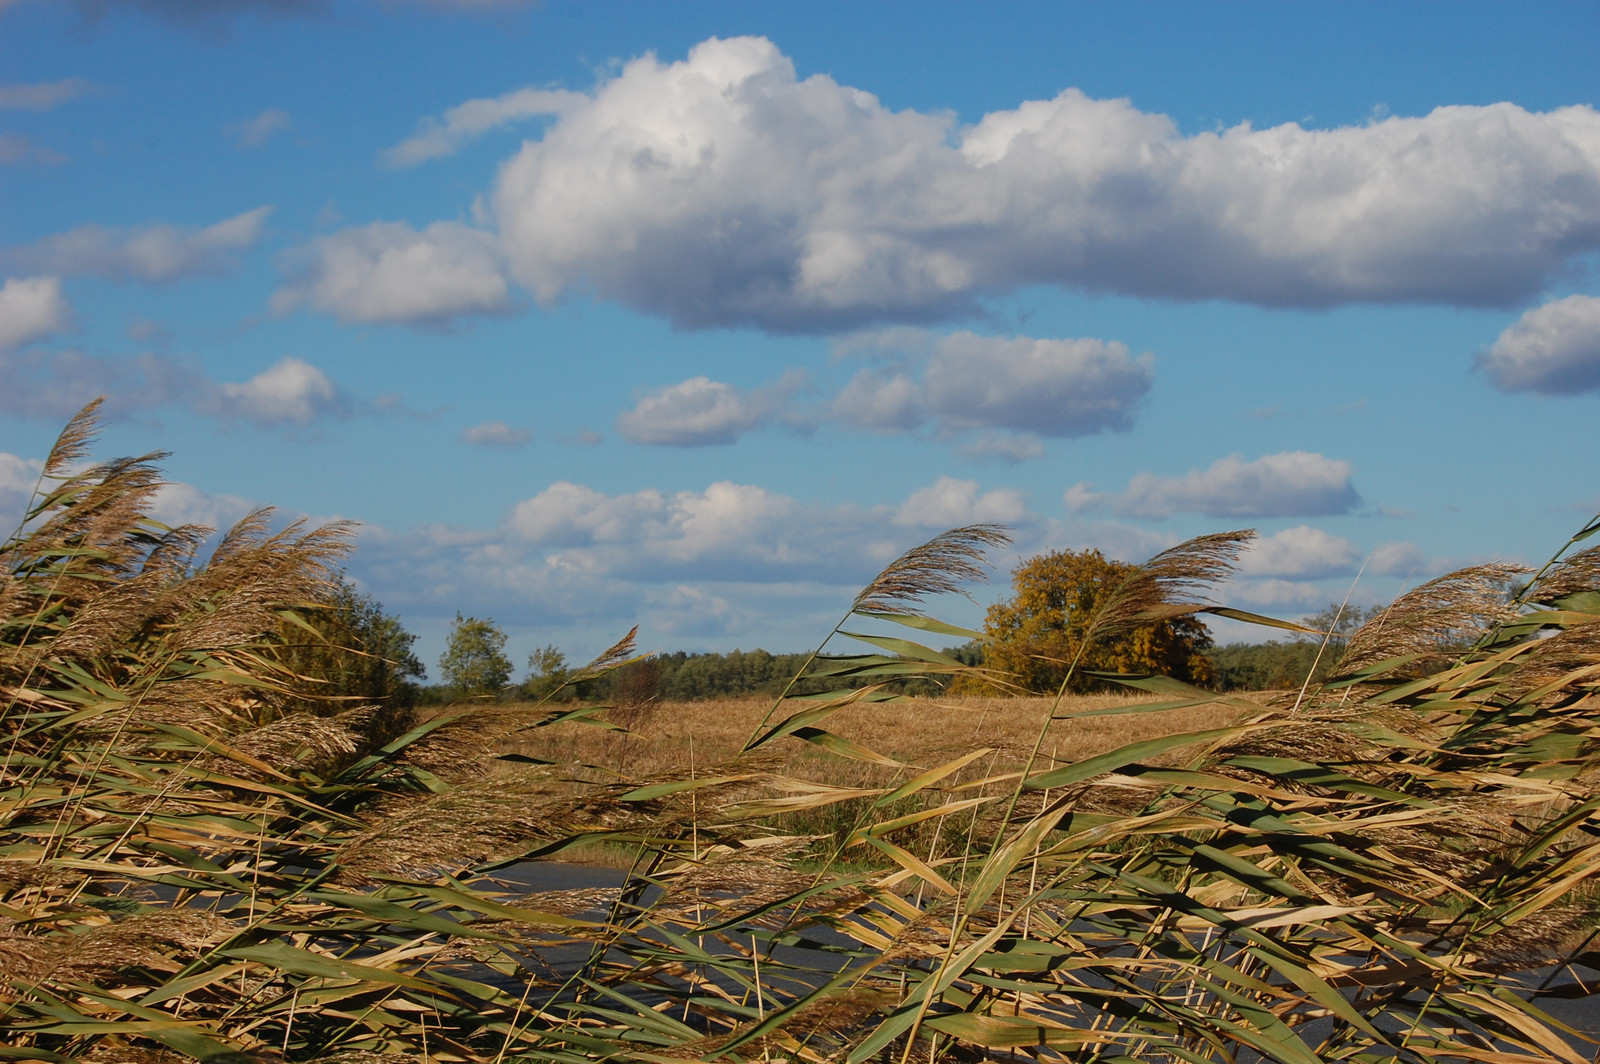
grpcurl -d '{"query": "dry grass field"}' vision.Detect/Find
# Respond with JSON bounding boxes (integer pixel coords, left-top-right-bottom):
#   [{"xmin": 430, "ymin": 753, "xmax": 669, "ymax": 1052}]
[
  {"xmin": 490, "ymin": 691, "xmax": 1260, "ymax": 778},
  {"xmin": 462, "ymin": 691, "xmax": 1269, "ymax": 867}
]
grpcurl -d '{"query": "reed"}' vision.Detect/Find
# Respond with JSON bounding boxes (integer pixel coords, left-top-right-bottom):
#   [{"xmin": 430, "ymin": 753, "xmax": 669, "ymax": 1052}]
[{"xmin": 5, "ymin": 403, "xmax": 1600, "ymax": 1063}]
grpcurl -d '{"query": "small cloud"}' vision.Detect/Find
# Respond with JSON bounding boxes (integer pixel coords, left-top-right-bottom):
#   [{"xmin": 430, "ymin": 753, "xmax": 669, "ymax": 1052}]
[
  {"xmin": 1063, "ymin": 482, "xmax": 1102, "ymax": 514},
  {"xmin": 198, "ymin": 356, "xmax": 346, "ymax": 427},
  {"xmin": 149, "ymin": 481, "xmax": 256, "ymax": 530},
  {"xmin": 1478, "ymin": 294, "xmax": 1600, "ymax": 395},
  {"xmin": 832, "ymin": 329, "xmax": 1152, "ymax": 439},
  {"xmin": 0, "ymin": 132, "xmax": 66, "ymax": 166},
  {"xmin": 957, "ymin": 432, "xmax": 1044, "ymax": 464},
  {"xmin": 563, "ymin": 429, "xmax": 602, "ymax": 446},
  {"xmin": 125, "ymin": 315, "xmax": 173, "ymax": 345},
  {"xmin": 1369, "ymin": 540, "xmax": 1427, "ymax": 576},
  {"xmin": 0, "ymin": 451, "xmax": 45, "ymax": 528},
  {"xmin": 274, "ymin": 220, "xmax": 512, "ymax": 328},
  {"xmin": 894, "ymin": 476, "xmax": 1029, "ymax": 528},
  {"xmin": 0, "ymin": 78, "xmax": 95, "ymax": 111},
  {"xmin": 0, "ymin": 207, "xmax": 272, "ymax": 282},
  {"xmin": 1107, "ymin": 452, "xmax": 1361, "ymax": 520},
  {"xmin": 383, "ymin": 87, "xmax": 581, "ymax": 168},
  {"xmin": 0, "ymin": 276, "xmax": 73, "ymax": 351},
  {"xmin": 616, "ymin": 373, "xmax": 800, "ymax": 447},
  {"xmin": 1237, "ymin": 525, "xmax": 1359, "ymax": 579},
  {"xmin": 226, "ymin": 107, "xmax": 290, "ymax": 149},
  {"xmin": 460, "ymin": 420, "xmax": 530, "ymax": 447}
]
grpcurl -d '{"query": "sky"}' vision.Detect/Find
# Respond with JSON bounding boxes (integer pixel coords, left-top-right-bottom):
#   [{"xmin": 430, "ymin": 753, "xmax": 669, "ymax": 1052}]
[{"xmin": 2, "ymin": 0, "xmax": 1599, "ymax": 678}]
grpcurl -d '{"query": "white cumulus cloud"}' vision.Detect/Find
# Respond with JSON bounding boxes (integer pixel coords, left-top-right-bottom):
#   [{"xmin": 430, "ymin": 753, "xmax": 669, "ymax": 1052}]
[
  {"xmin": 1100, "ymin": 452, "xmax": 1361, "ymax": 520},
  {"xmin": 615, "ymin": 374, "xmax": 799, "ymax": 447},
  {"xmin": 832, "ymin": 329, "xmax": 1152, "ymax": 442},
  {"xmin": 1369, "ymin": 540, "xmax": 1428, "ymax": 576},
  {"xmin": 0, "ymin": 207, "xmax": 271, "ymax": 283},
  {"xmin": 199, "ymin": 357, "xmax": 346, "ymax": 427},
  {"xmin": 894, "ymin": 476, "xmax": 1029, "ymax": 528},
  {"xmin": 149, "ymin": 482, "xmax": 257, "ymax": 531},
  {"xmin": 485, "ymin": 36, "xmax": 1600, "ymax": 332},
  {"xmin": 1478, "ymin": 295, "xmax": 1600, "ymax": 395},
  {"xmin": 0, "ymin": 276, "xmax": 72, "ymax": 351},
  {"xmin": 460, "ymin": 420, "xmax": 531, "ymax": 447},
  {"xmin": 1237, "ymin": 525, "xmax": 1359, "ymax": 579},
  {"xmin": 273, "ymin": 220, "xmax": 512, "ymax": 327}
]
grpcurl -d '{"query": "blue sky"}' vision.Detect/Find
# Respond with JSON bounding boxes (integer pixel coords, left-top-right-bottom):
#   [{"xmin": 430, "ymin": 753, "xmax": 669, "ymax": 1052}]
[{"xmin": 3, "ymin": 0, "xmax": 1599, "ymax": 676}]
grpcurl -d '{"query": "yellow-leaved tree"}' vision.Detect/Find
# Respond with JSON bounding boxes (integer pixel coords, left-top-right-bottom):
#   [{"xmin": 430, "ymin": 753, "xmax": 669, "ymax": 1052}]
[{"xmin": 975, "ymin": 546, "xmax": 1215, "ymax": 692}]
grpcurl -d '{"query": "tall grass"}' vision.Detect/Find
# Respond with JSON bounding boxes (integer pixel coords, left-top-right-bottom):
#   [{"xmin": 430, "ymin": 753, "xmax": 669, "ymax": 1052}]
[{"xmin": 5, "ymin": 403, "xmax": 1600, "ymax": 1063}]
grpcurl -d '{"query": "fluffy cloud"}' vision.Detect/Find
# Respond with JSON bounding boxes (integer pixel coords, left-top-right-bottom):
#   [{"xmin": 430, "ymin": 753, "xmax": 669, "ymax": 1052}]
[
  {"xmin": 1478, "ymin": 295, "xmax": 1600, "ymax": 395},
  {"xmin": 615, "ymin": 374, "xmax": 800, "ymax": 447},
  {"xmin": 833, "ymin": 328, "xmax": 1151, "ymax": 445},
  {"xmin": 383, "ymin": 87, "xmax": 583, "ymax": 167},
  {"xmin": 273, "ymin": 221, "xmax": 511, "ymax": 327},
  {"xmin": 0, "ymin": 276, "xmax": 72, "ymax": 351},
  {"xmin": 460, "ymin": 420, "xmax": 531, "ymax": 447},
  {"xmin": 1369, "ymin": 540, "xmax": 1428, "ymax": 576},
  {"xmin": 0, "ymin": 79, "xmax": 95, "ymax": 111},
  {"xmin": 227, "ymin": 108, "xmax": 290, "ymax": 148},
  {"xmin": 198, "ymin": 357, "xmax": 346, "ymax": 427},
  {"xmin": 1, "ymin": 207, "xmax": 271, "ymax": 283},
  {"xmin": 148, "ymin": 482, "xmax": 257, "ymax": 531},
  {"xmin": 1237, "ymin": 525, "xmax": 1359, "ymax": 579},
  {"xmin": 485, "ymin": 36, "xmax": 1600, "ymax": 332},
  {"xmin": 894, "ymin": 477, "xmax": 1029, "ymax": 528},
  {"xmin": 1072, "ymin": 452, "xmax": 1361, "ymax": 520}
]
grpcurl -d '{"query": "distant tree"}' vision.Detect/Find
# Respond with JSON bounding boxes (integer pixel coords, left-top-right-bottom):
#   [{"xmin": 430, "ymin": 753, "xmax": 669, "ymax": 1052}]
[
  {"xmin": 523, "ymin": 644, "xmax": 572, "ymax": 702},
  {"xmin": 438, "ymin": 613, "xmax": 513, "ymax": 695},
  {"xmin": 1204, "ymin": 602, "xmax": 1389, "ymax": 691},
  {"xmin": 976, "ymin": 547, "xmax": 1214, "ymax": 693}
]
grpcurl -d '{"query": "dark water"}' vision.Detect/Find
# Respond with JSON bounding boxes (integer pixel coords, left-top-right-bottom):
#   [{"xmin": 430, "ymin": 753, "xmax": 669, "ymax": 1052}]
[{"xmin": 494, "ymin": 862, "xmax": 1600, "ymax": 1056}]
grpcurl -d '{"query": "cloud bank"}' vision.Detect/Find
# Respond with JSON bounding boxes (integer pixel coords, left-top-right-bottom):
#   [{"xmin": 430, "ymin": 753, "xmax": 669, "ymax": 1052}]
[{"xmin": 470, "ymin": 36, "xmax": 1600, "ymax": 332}]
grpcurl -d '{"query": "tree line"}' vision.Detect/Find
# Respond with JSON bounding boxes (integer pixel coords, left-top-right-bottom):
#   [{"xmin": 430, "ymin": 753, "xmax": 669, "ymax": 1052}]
[{"xmin": 416, "ymin": 546, "xmax": 1387, "ymax": 703}]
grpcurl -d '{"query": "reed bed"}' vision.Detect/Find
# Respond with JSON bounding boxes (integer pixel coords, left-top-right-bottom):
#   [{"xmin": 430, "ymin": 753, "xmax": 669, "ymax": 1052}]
[{"xmin": 6, "ymin": 403, "xmax": 1600, "ymax": 1064}]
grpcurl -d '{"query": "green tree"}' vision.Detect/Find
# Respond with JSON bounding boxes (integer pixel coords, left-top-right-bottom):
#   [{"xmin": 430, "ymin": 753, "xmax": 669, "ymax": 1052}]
[
  {"xmin": 438, "ymin": 613, "xmax": 513, "ymax": 695},
  {"xmin": 276, "ymin": 572, "xmax": 424, "ymax": 742},
  {"xmin": 523, "ymin": 644, "xmax": 572, "ymax": 702},
  {"xmin": 976, "ymin": 547, "xmax": 1214, "ymax": 693}
]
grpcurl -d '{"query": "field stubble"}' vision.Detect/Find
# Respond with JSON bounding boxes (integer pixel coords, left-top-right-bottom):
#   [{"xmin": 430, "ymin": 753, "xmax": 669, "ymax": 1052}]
[{"xmin": 485, "ymin": 692, "xmax": 1262, "ymax": 867}]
